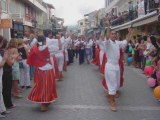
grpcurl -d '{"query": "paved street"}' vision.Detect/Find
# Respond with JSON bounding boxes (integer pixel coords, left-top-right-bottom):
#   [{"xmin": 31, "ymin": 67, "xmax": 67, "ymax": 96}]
[{"xmin": 5, "ymin": 60, "xmax": 160, "ymax": 120}]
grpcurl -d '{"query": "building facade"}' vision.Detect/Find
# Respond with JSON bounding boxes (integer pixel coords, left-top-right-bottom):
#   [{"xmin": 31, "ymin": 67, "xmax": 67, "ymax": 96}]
[
  {"xmin": 104, "ymin": 0, "xmax": 160, "ymax": 37},
  {"xmin": 77, "ymin": 19, "xmax": 86, "ymax": 36},
  {"xmin": 0, "ymin": 0, "xmax": 57, "ymax": 40},
  {"xmin": 0, "ymin": 0, "xmax": 11, "ymax": 40}
]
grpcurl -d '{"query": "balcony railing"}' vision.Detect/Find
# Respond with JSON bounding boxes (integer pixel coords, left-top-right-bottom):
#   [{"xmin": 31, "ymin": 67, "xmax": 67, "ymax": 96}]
[{"xmin": 102, "ymin": 1, "xmax": 160, "ymax": 28}]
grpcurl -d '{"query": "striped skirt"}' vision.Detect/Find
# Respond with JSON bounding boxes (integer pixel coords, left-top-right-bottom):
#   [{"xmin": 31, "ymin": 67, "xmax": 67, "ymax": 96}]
[{"xmin": 28, "ymin": 68, "xmax": 58, "ymax": 103}]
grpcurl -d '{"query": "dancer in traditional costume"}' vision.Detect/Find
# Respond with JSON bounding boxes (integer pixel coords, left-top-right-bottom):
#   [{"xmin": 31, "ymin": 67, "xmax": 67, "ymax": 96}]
[
  {"xmin": 27, "ymin": 35, "xmax": 61, "ymax": 111},
  {"xmin": 102, "ymin": 27, "xmax": 133, "ymax": 111},
  {"xmin": 44, "ymin": 30, "xmax": 62, "ymax": 81},
  {"xmin": 102, "ymin": 49, "xmax": 124, "ymax": 91},
  {"xmin": 91, "ymin": 37, "xmax": 100, "ymax": 67}
]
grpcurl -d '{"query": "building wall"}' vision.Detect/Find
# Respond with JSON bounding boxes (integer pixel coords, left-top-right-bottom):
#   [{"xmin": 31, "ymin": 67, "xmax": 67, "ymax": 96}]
[
  {"xmin": 0, "ymin": 0, "xmax": 11, "ymax": 40},
  {"xmin": 10, "ymin": 0, "xmax": 25, "ymax": 18},
  {"xmin": 78, "ymin": 19, "xmax": 86, "ymax": 35},
  {"xmin": 105, "ymin": 0, "xmax": 120, "ymax": 13},
  {"xmin": 118, "ymin": 0, "xmax": 137, "ymax": 13}
]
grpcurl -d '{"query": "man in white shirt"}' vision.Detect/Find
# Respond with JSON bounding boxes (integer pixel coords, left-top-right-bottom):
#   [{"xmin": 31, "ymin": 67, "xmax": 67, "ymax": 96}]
[
  {"xmin": 84, "ymin": 38, "xmax": 93, "ymax": 64},
  {"xmin": 104, "ymin": 28, "xmax": 133, "ymax": 111},
  {"xmin": 75, "ymin": 36, "xmax": 85, "ymax": 65}
]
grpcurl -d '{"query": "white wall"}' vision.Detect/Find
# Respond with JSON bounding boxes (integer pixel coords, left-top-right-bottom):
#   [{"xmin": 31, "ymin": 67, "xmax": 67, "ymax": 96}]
[
  {"xmin": 1, "ymin": 12, "xmax": 11, "ymax": 40},
  {"xmin": 9, "ymin": 0, "xmax": 25, "ymax": 18}
]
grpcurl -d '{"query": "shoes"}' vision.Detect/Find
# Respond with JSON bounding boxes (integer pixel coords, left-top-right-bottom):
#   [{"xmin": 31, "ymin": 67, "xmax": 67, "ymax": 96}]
[
  {"xmin": 110, "ymin": 102, "xmax": 117, "ymax": 112},
  {"xmin": 108, "ymin": 95, "xmax": 117, "ymax": 112},
  {"xmin": 13, "ymin": 95, "xmax": 23, "ymax": 99},
  {"xmin": 0, "ymin": 114, "xmax": 5, "ymax": 118},
  {"xmin": 21, "ymin": 86, "xmax": 25, "ymax": 89},
  {"xmin": 41, "ymin": 104, "xmax": 48, "ymax": 112},
  {"xmin": 115, "ymin": 91, "xmax": 120, "ymax": 98},
  {"xmin": 7, "ymin": 104, "xmax": 16, "ymax": 109},
  {"xmin": 26, "ymin": 86, "xmax": 32, "ymax": 89},
  {"xmin": 1, "ymin": 111, "xmax": 11, "ymax": 115}
]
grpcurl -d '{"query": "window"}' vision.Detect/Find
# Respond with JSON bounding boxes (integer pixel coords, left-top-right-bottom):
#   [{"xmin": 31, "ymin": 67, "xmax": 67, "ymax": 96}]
[
  {"xmin": 1, "ymin": 0, "xmax": 7, "ymax": 12},
  {"xmin": 108, "ymin": 0, "xmax": 114, "ymax": 6},
  {"xmin": 25, "ymin": 4, "xmax": 36, "ymax": 21},
  {"xmin": 80, "ymin": 22, "xmax": 83, "ymax": 26}
]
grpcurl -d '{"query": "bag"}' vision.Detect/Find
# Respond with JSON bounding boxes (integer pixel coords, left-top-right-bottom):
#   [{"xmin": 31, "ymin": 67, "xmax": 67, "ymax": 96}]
[
  {"xmin": 85, "ymin": 48, "xmax": 91, "ymax": 55},
  {"xmin": 19, "ymin": 61, "xmax": 24, "ymax": 69},
  {"xmin": 139, "ymin": 50, "xmax": 143, "ymax": 56}
]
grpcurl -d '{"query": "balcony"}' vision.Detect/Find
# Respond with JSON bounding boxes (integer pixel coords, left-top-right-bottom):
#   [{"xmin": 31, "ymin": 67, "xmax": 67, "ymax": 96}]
[
  {"xmin": 10, "ymin": 13, "xmax": 23, "ymax": 23},
  {"xmin": 22, "ymin": 0, "xmax": 47, "ymax": 13},
  {"xmin": 102, "ymin": 1, "xmax": 160, "ymax": 29}
]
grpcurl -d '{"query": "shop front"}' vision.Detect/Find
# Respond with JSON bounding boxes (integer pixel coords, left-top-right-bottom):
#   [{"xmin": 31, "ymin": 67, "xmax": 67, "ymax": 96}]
[{"xmin": 11, "ymin": 21, "xmax": 24, "ymax": 38}]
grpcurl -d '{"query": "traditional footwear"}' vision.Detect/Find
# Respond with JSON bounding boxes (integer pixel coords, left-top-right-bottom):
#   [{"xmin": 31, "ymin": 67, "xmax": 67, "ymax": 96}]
[
  {"xmin": 115, "ymin": 91, "xmax": 120, "ymax": 98},
  {"xmin": 108, "ymin": 95, "xmax": 117, "ymax": 112},
  {"xmin": 106, "ymin": 91, "xmax": 109, "ymax": 96},
  {"xmin": 26, "ymin": 86, "xmax": 32, "ymax": 89},
  {"xmin": 41, "ymin": 104, "xmax": 48, "ymax": 112},
  {"xmin": 0, "ymin": 114, "xmax": 5, "ymax": 118},
  {"xmin": 110, "ymin": 102, "xmax": 117, "ymax": 112},
  {"xmin": 1, "ymin": 111, "xmax": 11, "ymax": 115},
  {"xmin": 13, "ymin": 95, "xmax": 23, "ymax": 99},
  {"xmin": 7, "ymin": 104, "xmax": 16, "ymax": 109}
]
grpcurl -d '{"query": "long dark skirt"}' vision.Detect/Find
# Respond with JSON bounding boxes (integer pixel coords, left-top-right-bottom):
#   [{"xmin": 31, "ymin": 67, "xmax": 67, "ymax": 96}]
[
  {"xmin": 79, "ymin": 49, "xmax": 85, "ymax": 65},
  {"xmin": 2, "ymin": 64, "xmax": 13, "ymax": 108}
]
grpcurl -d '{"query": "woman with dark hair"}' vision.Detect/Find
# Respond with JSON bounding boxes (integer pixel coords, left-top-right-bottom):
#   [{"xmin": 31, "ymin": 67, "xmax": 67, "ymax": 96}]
[
  {"xmin": 150, "ymin": 36, "xmax": 160, "ymax": 59},
  {"xmin": 143, "ymin": 36, "xmax": 155, "ymax": 69},
  {"xmin": 17, "ymin": 39, "xmax": 30, "ymax": 89},
  {"xmin": 0, "ymin": 36, "xmax": 11, "ymax": 117},
  {"xmin": 134, "ymin": 37, "xmax": 141, "ymax": 68},
  {"xmin": 139, "ymin": 37, "xmax": 146, "ymax": 69},
  {"xmin": 27, "ymin": 35, "xmax": 60, "ymax": 111},
  {"xmin": 2, "ymin": 38, "xmax": 16, "ymax": 109}
]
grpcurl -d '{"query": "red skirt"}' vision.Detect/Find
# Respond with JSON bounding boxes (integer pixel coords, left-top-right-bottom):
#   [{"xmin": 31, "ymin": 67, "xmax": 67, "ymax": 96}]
[
  {"xmin": 91, "ymin": 47, "xmax": 100, "ymax": 66},
  {"xmin": 28, "ymin": 68, "xmax": 58, "ymax": 103},
  {"xmin": 63, "ymin": 51, "xmax": 67, "ymax": 71},
  {"xmin": 100, "ymin": 53, "xmax": 107, "ymax": 74},
  {"xmin": 53, "ymin": 56, "xmax": 60, "ymax": 80}
]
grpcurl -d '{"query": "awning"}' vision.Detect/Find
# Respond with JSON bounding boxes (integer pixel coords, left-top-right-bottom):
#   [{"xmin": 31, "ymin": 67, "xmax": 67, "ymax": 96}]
[
  {"xmin": 132, "ymin": 14, "xmax": 158, "ymax": 27},
  {"xmin": 87, "ymin": 29, "xmax": 93, "ymax": 34},
  {"xmin": 111, "ymin": 21, "xmax": 132, "ymax": 31}
]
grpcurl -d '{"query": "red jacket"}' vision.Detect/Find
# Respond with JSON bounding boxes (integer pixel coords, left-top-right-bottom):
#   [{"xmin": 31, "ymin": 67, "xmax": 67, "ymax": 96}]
[{"xmin": 27, "ymin": 45, "xmax": 50, "ymax": 67}]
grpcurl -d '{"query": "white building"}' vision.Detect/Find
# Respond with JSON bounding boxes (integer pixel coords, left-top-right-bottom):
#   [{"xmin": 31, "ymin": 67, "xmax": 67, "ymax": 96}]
[
  {"xmin": 0, "ymin": 0, "xmax": 11, "ymax": 40},
  {"xmin": 77, "ymin": 19, "xmax": 86, "ymax": 36},
  {"xmin": 0, "ymin": 0, "xmax": 49, "ymax": 39}
]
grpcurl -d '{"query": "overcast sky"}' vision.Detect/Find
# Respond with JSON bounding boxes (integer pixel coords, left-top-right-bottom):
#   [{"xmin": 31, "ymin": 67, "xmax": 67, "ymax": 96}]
[{"xmin": 44, "ymin": 0, "xmax": 104, "ymax": 25}]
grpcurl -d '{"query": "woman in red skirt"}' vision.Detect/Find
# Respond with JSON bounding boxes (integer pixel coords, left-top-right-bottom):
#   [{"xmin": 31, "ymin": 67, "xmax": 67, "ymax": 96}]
[{"xmin": 27, "ymin": 35, "xmax": 61, "ymax": 111}]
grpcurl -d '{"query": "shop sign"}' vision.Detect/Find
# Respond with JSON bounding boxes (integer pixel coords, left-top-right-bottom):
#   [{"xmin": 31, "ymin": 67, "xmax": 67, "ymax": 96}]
[{"xmin": 0, "ymin": 19, "xmax": 12, "ymax": 28}]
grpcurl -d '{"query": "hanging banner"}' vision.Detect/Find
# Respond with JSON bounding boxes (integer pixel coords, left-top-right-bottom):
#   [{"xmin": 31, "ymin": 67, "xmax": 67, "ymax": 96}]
[
  {"xmin": 0, "ymin": 19, "xmax": 12, "ymax": 28},
  {"xmin": 138, "ymin": 1, "xmax": 145, "ymax": 17}
]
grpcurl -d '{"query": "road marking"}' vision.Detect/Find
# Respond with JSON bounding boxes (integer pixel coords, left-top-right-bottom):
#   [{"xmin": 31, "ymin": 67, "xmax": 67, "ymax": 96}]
[
  {"xmin": 15, "ymin": 103, "xmax": 160, "ymax": 111},
  {"xmin": 142, "ymin": 118, "xmax": 160, "ymax": 120}
]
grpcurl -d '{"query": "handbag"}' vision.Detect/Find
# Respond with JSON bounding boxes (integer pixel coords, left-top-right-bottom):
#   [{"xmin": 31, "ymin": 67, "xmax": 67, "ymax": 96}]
[{"xmin": 19, "ymin": 61, "xmax": 24, "ymax": 69}]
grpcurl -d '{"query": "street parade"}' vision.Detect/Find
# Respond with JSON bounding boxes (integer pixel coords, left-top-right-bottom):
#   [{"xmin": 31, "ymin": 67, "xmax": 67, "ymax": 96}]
[{"xmin": 0, "ymin": 0, "xmax": 160, "ymax": 120}]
